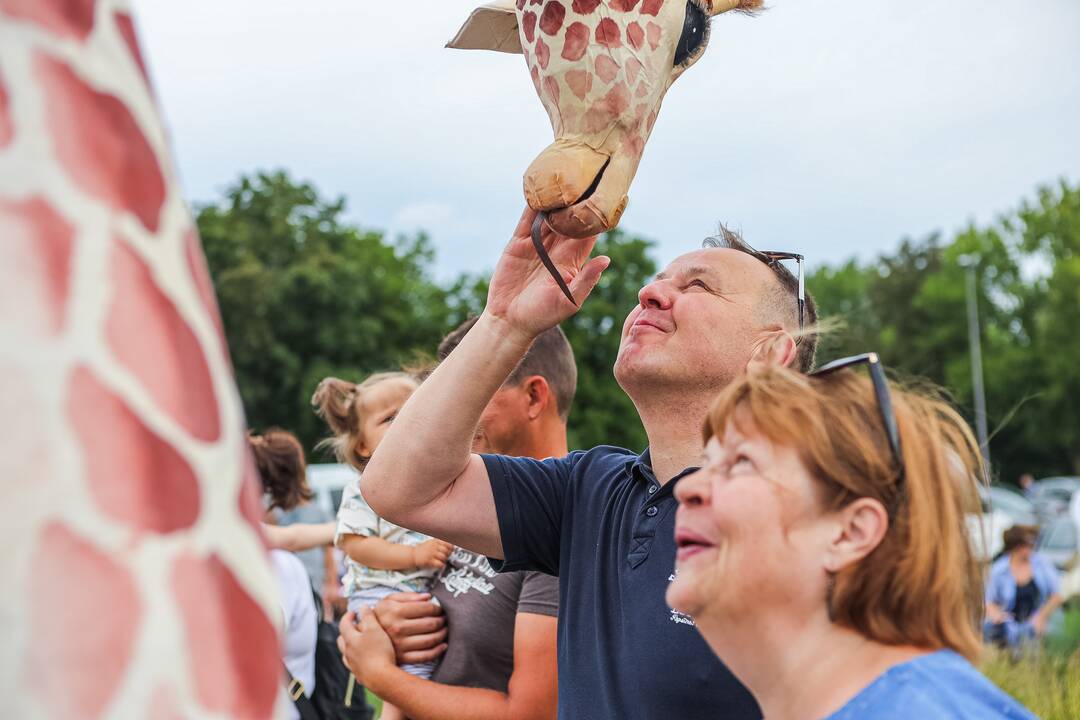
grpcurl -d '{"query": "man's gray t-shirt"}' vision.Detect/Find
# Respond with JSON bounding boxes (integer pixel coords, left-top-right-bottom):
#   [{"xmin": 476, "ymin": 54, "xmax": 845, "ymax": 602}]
[{"xmin": 431, "ymin": 546, "xmax": 558, "ymax": 693}]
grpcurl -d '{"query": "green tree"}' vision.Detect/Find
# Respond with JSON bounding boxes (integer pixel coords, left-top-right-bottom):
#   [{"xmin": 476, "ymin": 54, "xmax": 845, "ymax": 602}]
[
  {"xmin": 196, "ymin": 170, "xmax": 452, "ymax": 454},
  {"xmin": 1013, "ymin": 181, "xmax": 1080, "ymax": 474}
]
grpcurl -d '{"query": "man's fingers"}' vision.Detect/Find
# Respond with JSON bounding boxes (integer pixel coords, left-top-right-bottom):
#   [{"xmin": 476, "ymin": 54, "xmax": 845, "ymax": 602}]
[
  {"xmin": 400, "ymin": 643, "xmax": 449, "ymax": 665},
  {"xmin": 512, "ymin": 205, "xmax": 541, "ymax": 240},
  {"xmin": 339, "ymin": 611, "xmax": 360, "ymax": 640},
  {"xmin": 358, "ymin": 606, "xmax": 380, "ymax": 633},
  {"xmin": 395, "ymin": 627, "xmax": 449, "ymax": 653},
  {"xmin": 568, "ymin": 255, "xmax": 611, "ymax": 302},
  {"xmin": 386, "ymin": 614, "xmax": 446, "ymax": 640}
]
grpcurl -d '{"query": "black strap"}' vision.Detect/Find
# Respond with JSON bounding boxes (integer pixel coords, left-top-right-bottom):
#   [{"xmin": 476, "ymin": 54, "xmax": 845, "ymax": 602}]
[
  {"xmin": 283, "ymin": 662, "xmax": 322, "ymax": 720},
  {"xmin": 531, "ymin": 211, "xmax": 577, "ymax": 306}
]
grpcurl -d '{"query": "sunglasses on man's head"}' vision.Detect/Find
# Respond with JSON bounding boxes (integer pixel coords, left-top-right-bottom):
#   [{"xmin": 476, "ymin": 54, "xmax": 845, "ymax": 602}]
[
  {"xmin": 810, "ymin": 352, "xmax": 905, "ymax": 487},
  {"xmin": 707, "ymin": 236, "xmax": 805, "ymax": 328}
]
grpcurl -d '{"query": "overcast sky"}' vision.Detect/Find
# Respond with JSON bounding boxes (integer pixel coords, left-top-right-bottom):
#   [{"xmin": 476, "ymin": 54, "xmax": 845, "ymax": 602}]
[{"xmin": 133, "ymin": 0, "xmax": 1080, "ymax": 279}]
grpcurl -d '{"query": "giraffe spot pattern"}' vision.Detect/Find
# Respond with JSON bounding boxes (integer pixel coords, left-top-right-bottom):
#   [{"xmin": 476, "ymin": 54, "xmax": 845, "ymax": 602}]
[
  {"xmin": 536, "ymin": 36, "xmax": 551, "ymax": 69},
  {"xmin": 26, "ymin": 522, "xmax": 140, "ymax": 720},
  {"xmin": 626, "ymin": 21, "xmax": 645, "ymax": 50},
  {"xmin": 36, "ymin": 55, "xmax": 165, "ymax": 233},
  {"xmin": 539, "ymin": 1, "xmax": 565, "ymax": 36},
  {"xmin": 106, "ymin": 240, "xmax": 221, "ymax": 441},
  {"xmin": 625, "ymin": 57, "xmax": 644, "ymax": 86},
  {"xmin": 239, "ymin": 446, "xmax": 269, "ymax": 545},
  {"xmin": 69, "ymin": 365, "xmax": 201, "ymax": 533},
  {"xmin": 0, "ymin": 0, "xmax": 97, "ymax": 41},
  {"xmin": 0, "ymin": 197, "xmax": 74, "ymax": 336},
  {"xmin": 595, "ymin": 55, "xmax": 620, "ymax": 85},
  {"xmin": 646, "ymin": 21, "xmax": 662, "ymax": 50},
  {"xmin": 173, "ymin": 554, "xmax": 280, "ymax": 718},
  {"xmin": 595, "ymin": 18, "xmax": 622, "ymax": 48},
  {"xmin": 0, "ymin": 73, "xmax": 13, "ymax": 147},
  {"xmin": 565, "ymin": 69, "xmax": 593, "ymax": 100},
  {"xmin": 113, "ymin": 12, "xmax": 151, "ymax": 88},
  {"xmin": 183, "ymin": 227, "xmax": 230, "ymax": 363},
  {"xmin": 561, "ymin": 21, "xmax": 589, "ymax": 61},
  {"xmin": 611, "ymin": 0, "xmax": 642, "ymax": 10},
  {"xmin": 602, "ymin": 82, "xmax": 632, "ymax": 115},
  {"xmin": 521, "ymin": 11, "xmax": 537, "ymax": 43},
  {"xmin": 571, "ymin": 0, "xmax": 601, "ymax": 14},
  {"xmin": 543, "ymin": 75, "xmax": 561, "ymax": 105},
  {"xmin": 642, "ymin": 0, "xmax": 665, "ymax": 16},
  {"xmin": 516, "ymin": 0, "xmax": 526, "ymax": 8}
]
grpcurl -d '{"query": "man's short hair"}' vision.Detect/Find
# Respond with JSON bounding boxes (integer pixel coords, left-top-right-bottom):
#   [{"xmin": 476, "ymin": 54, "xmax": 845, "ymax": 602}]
[
  {"xmin": 438, "ymin": 317, "xmax": 578, "ymax": 421},
  {"xmin": 703, "ymin": 225, "xmax": 819, "ymax": 372}
]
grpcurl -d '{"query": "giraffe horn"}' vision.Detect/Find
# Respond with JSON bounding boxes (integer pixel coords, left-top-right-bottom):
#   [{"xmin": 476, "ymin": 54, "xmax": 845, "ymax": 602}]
[{"xmin": 709, "ymin": 0, "xmax": 765, "ymax": 16}]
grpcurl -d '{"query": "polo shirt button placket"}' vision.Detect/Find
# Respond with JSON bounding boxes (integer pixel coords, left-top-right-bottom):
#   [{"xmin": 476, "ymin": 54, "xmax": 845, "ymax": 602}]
[
  {"xmin": 648, "ymin": 484, "xmax": 658, "ymax": 494},
  {"xmin": 645, "ymin": 506, "xmax": 658, "ymax": 517}
]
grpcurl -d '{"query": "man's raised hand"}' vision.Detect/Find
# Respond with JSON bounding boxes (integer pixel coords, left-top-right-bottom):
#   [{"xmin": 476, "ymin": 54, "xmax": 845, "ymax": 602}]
[{"xmin": 484, "ymin": 206, "xmax": 610, "ymax": 343}]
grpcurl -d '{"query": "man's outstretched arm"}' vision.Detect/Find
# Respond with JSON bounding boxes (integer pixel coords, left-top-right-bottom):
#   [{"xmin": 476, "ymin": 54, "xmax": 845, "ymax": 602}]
[{"xmin": 361, "ymin": 208, "xmax": 608, "ymax": 558}]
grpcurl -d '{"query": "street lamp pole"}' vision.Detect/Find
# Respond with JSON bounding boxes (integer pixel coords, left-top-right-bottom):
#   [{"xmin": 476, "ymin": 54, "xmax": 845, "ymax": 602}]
[{"xmin": 962, "ymin": 260, "xmax": 991, "ymax": 472}]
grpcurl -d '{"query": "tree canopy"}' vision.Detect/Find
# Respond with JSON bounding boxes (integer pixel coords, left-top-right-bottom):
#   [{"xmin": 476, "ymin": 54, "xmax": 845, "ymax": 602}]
[{"xmin": 198, "ymin": 171, "xmax": 1080, "ymax": 481}]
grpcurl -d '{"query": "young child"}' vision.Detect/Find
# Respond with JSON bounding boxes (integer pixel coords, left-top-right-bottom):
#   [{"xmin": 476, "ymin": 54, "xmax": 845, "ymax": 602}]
[{"xmin": 313, "ymin": 372, "xmax": 453, "ymax": 720}]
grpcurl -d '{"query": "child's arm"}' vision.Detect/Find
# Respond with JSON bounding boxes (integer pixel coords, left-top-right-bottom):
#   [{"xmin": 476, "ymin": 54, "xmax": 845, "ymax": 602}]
[
  {"xmin": 339, "ymin": 534, "xmax": 452, "ymax": 572},
  {"xmin": 263, "ymin": 521, "xmax": 336, "ymax": 552}
]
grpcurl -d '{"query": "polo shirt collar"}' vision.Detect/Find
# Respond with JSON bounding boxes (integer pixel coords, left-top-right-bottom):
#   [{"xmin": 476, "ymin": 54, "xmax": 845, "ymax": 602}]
[{"xmin": 631, "ymin": 448, "xmax": 699, "ymax": 487}]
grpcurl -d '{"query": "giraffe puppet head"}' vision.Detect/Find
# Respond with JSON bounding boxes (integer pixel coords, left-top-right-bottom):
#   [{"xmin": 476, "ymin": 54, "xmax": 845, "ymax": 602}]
[{"xmin": 450, "ymin": 0, "xmax": 762, "ymax": 238}]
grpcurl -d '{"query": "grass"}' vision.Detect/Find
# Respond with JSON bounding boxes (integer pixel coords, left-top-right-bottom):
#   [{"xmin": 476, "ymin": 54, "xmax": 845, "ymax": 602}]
[
  {"xmin": 980, "ymin": 607, "xmax": 1080, "ymax": 720},
  {"xmin": 366, "ymin": 689, "xmax": 383, "ymax": 719}
]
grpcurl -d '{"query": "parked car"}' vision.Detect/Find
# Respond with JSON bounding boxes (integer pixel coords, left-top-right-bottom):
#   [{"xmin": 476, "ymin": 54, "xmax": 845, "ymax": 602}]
[
  {"xmin": 966, "ymin": 485, "xmax": 1040, "ymax": 561},
  {"xmin": 307, "ymin": 463, "xmax": 359, "ymax": 518},
  {"xmin": 986, "ymin": 485, "xmax": 1038, "ymax": 527},
  {"xmin": 1037, "ymin": 516, "xmax": 1079, "ymax": 572},
  {"xmin": 1030, "ymin": 476, "xmax": 1080, "ymax": 524}
]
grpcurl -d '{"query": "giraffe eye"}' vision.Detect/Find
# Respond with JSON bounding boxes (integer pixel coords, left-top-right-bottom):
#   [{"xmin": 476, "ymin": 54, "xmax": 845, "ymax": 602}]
[{"xmin": 674, "ymin": 0, "xmax": 710, "ymax": 68}]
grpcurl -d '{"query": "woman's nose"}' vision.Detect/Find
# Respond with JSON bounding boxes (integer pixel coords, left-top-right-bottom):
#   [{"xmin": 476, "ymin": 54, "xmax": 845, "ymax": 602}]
[{"xmin": 675, "ymin": 468, "xmax": 709, "ymax": 507}]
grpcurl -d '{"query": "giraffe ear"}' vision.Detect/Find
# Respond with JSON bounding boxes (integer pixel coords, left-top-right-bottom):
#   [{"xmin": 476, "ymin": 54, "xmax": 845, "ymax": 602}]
[
  {"xmin": 446, "ymin": 0, "xmax": 524, "ymax": 54},
  {"xmin": 709, "ymin": 0, "xmax": 764, "ymax": 16}
]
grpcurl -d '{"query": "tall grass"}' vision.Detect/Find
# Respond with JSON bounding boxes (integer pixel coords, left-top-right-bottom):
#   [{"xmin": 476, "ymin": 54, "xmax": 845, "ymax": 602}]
[{"xmin": 980, "ymin": 608, "xmax": 1080, "ymax": 720}]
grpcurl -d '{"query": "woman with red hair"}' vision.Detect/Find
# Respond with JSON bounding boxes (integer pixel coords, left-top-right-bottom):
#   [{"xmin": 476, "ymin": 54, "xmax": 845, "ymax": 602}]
[{"xmin": 668, "ymin": 357, "xmax": 1035, "ymax": 719}]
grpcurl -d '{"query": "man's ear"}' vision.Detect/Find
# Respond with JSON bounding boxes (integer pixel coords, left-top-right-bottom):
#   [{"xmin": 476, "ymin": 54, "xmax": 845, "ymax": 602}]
[
  {"xmin": 523, "ymin": 376, "xmax": 551, "ymax": 420},
  {"xmin": 822, "ymin": 498, "xmax": 889, "ymax": 573},
  {"xmin": 747, "ymin": 327, "xmax": 798, "ymax": 370}
]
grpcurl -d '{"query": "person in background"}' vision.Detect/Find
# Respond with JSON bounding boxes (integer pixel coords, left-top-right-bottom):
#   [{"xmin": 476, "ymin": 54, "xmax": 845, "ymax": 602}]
[
  {"xmin": 1018, "ymin": 473, "xmax": 1036, "ymax": 500},
  {"xmin": 338, "ymin": 318, "xmax": 567, "ymax": 720},
  {"xmin": 985, "ymin": 524, "xmax": 1064, "ymax": 653},
  {"xmin": 248, "ymin": 428, "xmax": 319, "ymax": 719},
  {"xmin": 667, "ymin": 362, "xmax": 1036, "ymax": 719},
  {"xmin": 275, "ymin": 495, "xmax": 343, "ymax": 616},
  {"xmin": 313, "ymin": 372, "xmax": 453, "ymax": 720}
]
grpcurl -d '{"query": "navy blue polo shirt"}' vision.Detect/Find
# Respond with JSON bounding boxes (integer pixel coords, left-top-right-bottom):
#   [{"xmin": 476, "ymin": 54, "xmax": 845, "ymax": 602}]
[{"xmin": 483, "ymin": 446, "xmax": 761, "ymax": 720}]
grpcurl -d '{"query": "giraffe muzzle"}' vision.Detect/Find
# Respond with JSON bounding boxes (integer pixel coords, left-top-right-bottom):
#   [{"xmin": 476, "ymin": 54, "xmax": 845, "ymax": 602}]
[{"xmin": 522, "ymin": 138, "xmax": 628, "ymax": 238}]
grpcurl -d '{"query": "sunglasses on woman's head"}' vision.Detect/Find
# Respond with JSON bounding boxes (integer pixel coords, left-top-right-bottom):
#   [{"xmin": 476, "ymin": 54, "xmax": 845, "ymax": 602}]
[{"xmin": 810, "ymin": 352, "xmax": 905, "ymax": 486}]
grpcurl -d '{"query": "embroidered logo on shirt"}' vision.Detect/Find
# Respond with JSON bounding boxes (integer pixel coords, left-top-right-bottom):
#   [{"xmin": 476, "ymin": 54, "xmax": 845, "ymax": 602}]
[{"xmin": 667, "ymin": 572, "xmax": 697, "ymax": 627}]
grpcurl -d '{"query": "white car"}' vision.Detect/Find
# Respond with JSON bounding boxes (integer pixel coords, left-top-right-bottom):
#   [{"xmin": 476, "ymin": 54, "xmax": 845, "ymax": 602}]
[
  {"xmin": 966, "ymin": 485, "xmax": 1038, "ymax": 561},
  {"xmin": 307, "ymin": 462, "xmax": 359, "ymax": 518}
]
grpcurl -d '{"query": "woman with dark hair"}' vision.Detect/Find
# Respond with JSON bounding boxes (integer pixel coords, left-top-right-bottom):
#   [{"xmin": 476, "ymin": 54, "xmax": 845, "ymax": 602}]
[
  {"xmin": 985, "ymin": 524, "xmax": 1064, "ymax": 652},
  {"xmin": 667, "ymin": 361, "xmax": 1035, "ymax": 719},
  {"xmin": 249, "ymin": 428, "xmax": 320, "ymax": 719}
]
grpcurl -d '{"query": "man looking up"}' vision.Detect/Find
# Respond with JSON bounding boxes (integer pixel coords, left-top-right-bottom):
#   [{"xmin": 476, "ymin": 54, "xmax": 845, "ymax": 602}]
[
  {"xmin": 353, "ymin": 208, "xmax": 817, "ymax": 720},
  {"xmin": 339, "ymin": 320, "xmax": 577, "ymax": 720}
]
